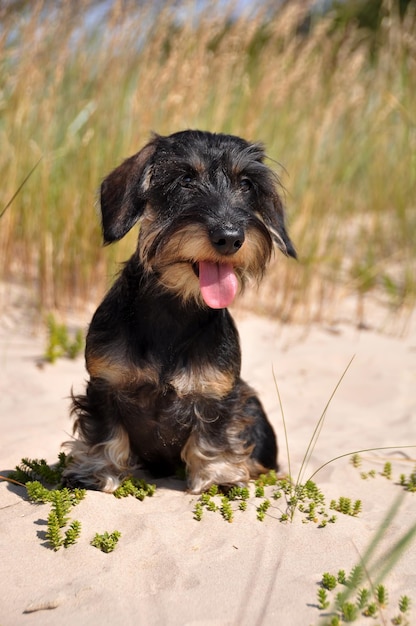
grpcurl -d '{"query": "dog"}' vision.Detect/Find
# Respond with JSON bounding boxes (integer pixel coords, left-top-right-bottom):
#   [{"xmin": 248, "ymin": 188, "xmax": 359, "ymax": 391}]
[{"xmin": 63, "ymin": 130, "xmax": 296, "ymax": 494}]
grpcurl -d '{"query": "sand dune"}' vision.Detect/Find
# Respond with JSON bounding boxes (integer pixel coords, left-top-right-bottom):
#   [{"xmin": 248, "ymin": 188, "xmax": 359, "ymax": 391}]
[{"xmin": 1, "ymin": 305, "xmax": 415, "ymax": 625}]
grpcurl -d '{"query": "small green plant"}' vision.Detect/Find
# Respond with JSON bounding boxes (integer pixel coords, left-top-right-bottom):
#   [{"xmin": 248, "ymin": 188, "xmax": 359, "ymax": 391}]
[
  {"xmin": 317, "ymin": 588, "xmax": 330, "ymax": 610},
  {"xmin": 399, "ymin": 596, "xmax": 411, "ymax": 613},
  {"xmin": 48, "ymin": 489, "xmax": 74, "ymax": 528},
  {"xmin": 193, "ymin": 477, "xmax": 277, "ymax": 523},
  {"xmin": 400, "ymin": 466, "xmax": 416, "ymax": 493},
  {"xmin": 256, "ymin": 499, "xmax": 270, "ymax": 521},
  {"xmin": 350, "ymin": 454, "xmax": 361, "ymax": 468},
  {"xmin": 346, "ymin": 566, "xmax": 363, "ymax": 589},
  {"xmin": 192, "ymin": 491, "xmax": 220, "ymax": 520},
  {"xmin": 306, "ymin": 501, "xmax": 317, "ymax": 522},
  {"xmin": 26, "ymin": 480, "xmax": 85, "ymax": 505},
  {"xmin": 360, "ymin": 468, "xmax": 377, "ymax": 479},
  {"xmin": 45, "ymin": 515, "xmax": 82, "ymax": 551},
  {"xmin": 254, "ymin": 484, "xmax": 265, "ymax": 498},
  {"xmin": 45, "ymin": 510, "xmax": 66, "ymax": 550},
  {"xmin": 25, "ymin": 480, "xmax": 55, "ymax": 502},
  {"xmin": 227, "ymin": 486, "xmax": 250, "ymax": 501},
  {"xmin": 255, "ymin": 471, "xmax": 278, "ymax": 487},
  {"xmin": 375, "ymin": 584, "xmax": 388, "ymax": 607},
  {"xmin": 113, "ymin": 477, "xmax": 156, "ymax": 501},
  {"xmin": 352, "ymin": 500, "xmax": 362, "ymax": 516},
  {"xmin": 392, "ymin": 596, "xmax": 412, "ymax": 624},
  {"xmin": 276, "ymin": 478, "xmax": 336, "ymax": 526},
  {"xmin": 330, "ymin": 497, "xmax": 362, "ymax": 517},
  {"xmin": 191, "ymin": 473, "xmax": 343, "ymax": 525},
  {"xmin": 337, "ymin": 570, "xmax": 347, "ymax": 585},
  {"xmin": 362, "ymin": 602, "xmax": 377, "ymax": 617},
  {"xmin": 63, "ymin": 520, "xmax": 82, "ymax": 548},
  {"xmin": 91, "ymin": 531, "xmax": 121, "ymax": 553},
  {"xmin": 220, "ymin": 496, "xmax": 233, "ymax": 523},
  {"xmin": 356, "ymin": 588, "xmax": 370, "ymax": 609},
  {"xmin": 7, "ymin": 453, "xmax": 68, "ymax": 486},
  {"xmin": 322, "ymin": 573, "xmax": 337, "ymax": 591},
  {"xmin": 381, "ymin": 462, "xmax": 392, "ymax": 480},
  {"xmin": 2, "ymin": 454, "xmax": 85, "ymax": 551},
  {"xmin": 44, "ymin": 314, "xmax": 84, "ymax": 363},
  {"xmin": 193, "ymin": 502, "xmax": 204, "ymax": 521},
  {"xmin": 199, "ymin": 494, "xmax": 216, "ymax": 512},
  {"xmin": 26, "ymin": 484, "xmax": 85, "ymax": 551},
  {"xmin": 341, "ymin": 602, "xmax": 358, "ymax": 622},
  {"xmin": 314, "ymin": 501, "xmax": 416, "ymax": 624},
  {"xmin": 352, "ymin": 456, "xmax": 416, "ymax": 493}
]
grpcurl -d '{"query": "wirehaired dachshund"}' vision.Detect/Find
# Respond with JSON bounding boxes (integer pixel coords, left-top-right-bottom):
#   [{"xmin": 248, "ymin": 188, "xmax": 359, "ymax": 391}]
[{"xmin": 63, "ymin": 130, "xmax": 296, "ymax": 494}]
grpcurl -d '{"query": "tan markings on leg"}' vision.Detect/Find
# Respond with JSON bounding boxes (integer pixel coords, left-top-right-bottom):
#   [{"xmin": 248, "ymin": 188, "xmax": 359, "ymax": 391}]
[
  {"xmin": 63, "ymin": 425, "xmax": 134, "ymax": 492},
  {"xmin": 170, "ymin": 364, "xmax": 234, "ymax": 399},
  {"xmin": 86, "ymin": 351, "xmax": 160, "ymax": 387},
  {"xmin": 181, "ymin": 428, "xmax": 254, "ymax": 495}
]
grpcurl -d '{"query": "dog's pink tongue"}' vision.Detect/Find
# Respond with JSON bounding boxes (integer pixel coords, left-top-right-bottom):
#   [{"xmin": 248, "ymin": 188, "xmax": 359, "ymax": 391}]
[{"xmin": 199, "ymin": 262, "xmax": 238, "ymax": 309}]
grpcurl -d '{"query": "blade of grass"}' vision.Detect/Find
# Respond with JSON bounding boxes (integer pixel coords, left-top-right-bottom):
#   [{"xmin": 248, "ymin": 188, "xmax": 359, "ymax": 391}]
[
  {"xmin": 272, "ymin": 366, "xmax": 292, "ymax": 484},
  {"xmin": 307, "ymin": 445, "xmax": 416, "ymax": 483},
  {"xmin": 319, "ymin": 494, "xmax": 416, "ymax": 625},
  {"xmin": 0, "ymin": 157, "xmax": 43, "ymax": 219},
  {"xmin": 370, "ymin": 520, "xmax": 416, "ymax": 587},
  {"xmin": 296, "ymin": 356, "xmax": 355, "ymax": 488},
  {"xmin": 1, "ymin": 3, "xmax": 415, "ymax": 317}
]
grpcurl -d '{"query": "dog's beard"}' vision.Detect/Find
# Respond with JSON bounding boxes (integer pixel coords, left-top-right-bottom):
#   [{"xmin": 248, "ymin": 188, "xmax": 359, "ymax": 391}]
[{"xmin": 139, "ymin": 219, "xmax": 272, "ymax": 309}]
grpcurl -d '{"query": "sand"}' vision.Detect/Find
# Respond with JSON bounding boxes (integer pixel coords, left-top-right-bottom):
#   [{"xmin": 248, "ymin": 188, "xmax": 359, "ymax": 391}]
[{"xmin": 1, "ymin": 301, "xmax": 416, "ymax": 626}]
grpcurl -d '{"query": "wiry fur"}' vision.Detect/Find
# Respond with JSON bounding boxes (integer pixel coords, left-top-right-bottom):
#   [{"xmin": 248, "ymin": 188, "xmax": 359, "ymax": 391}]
[{"xmin": 63, "ymin": 130, "xmax": 296, "ymax": 494}]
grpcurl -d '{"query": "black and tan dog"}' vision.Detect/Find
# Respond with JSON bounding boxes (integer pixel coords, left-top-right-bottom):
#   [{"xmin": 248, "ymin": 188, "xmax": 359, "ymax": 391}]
[{"xmin": 63, "ymin": 130, "xmax": 296, "ymax": 494}]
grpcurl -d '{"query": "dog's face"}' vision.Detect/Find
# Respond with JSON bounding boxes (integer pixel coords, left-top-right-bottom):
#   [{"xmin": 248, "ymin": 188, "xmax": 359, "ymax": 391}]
[{"xmin": 100, "ymin": 130, "xmax": 296, "ymax": 308}]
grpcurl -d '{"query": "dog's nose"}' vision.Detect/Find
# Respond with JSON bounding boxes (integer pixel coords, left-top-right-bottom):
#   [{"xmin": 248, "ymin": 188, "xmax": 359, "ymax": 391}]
[{"xmin": 210, "ymin": 226, "xmax": 245, "ymax": 256}]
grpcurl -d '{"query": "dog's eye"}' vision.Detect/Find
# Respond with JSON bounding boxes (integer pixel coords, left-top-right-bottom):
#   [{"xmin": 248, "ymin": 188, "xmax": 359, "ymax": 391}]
[
  {"xmin": 239, "ymin": 178, "xmax": 252, "ymax": 192},
  {"xmin": 180, "ymin": 175, "xmax": 194, "ymax": 188}
]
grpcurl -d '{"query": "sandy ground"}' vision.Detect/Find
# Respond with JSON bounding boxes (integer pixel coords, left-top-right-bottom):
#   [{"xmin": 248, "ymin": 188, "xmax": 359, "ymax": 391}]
[{"xmin": 1, "ymin": 299, "xmax": 416, "ymax": 626}]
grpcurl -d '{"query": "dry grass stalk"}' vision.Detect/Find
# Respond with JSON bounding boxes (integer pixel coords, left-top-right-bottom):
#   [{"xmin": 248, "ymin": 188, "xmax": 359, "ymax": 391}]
[{"xmin": 1, "ymin": 0, "xmax": 415, "ymax": 325}]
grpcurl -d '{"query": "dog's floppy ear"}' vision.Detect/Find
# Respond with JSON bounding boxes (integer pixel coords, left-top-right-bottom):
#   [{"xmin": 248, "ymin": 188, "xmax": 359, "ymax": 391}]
[
  {"xmin": 100, "ymin": 140, "xmax": 157, "ymax": 243},
  {"xmin": 267, "ymin": 191, "xmax": 297, "ymax": 260}
]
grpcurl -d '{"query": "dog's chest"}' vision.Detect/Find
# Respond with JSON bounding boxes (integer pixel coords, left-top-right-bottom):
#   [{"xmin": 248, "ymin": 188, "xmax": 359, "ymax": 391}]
[
  {"xmin": 168, "ymin": 361, "xmax": 234, "ymax": 399},
  {"xmin": 87, "ymin": 343, "xmax": 235, "ymax": 400},
  {"xmin": 87, "ymin": 300, "xmax": 240, "ymax": 400}
]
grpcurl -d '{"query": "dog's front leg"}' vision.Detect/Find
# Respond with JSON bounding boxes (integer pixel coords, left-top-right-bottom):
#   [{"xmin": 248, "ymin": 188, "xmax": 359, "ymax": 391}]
[
  {"xmin": 181, "ymin": 381, "xmax": 277, "ymax": 494},
  {"xmin": 181, "ymin": 417, "xmax": 253, "ymax": 495}
]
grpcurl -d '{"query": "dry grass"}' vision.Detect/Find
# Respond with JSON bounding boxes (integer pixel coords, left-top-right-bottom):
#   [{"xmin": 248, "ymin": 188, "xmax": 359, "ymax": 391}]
[{"xmin": 1, "ymin": 0, "xmax": 415, "ymax": 325}]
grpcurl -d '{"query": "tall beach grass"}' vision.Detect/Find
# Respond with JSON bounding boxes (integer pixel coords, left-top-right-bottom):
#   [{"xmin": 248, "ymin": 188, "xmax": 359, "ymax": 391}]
[{"xmin": 1, "ymin": 0, "xmax": 415, "ymax": 324}]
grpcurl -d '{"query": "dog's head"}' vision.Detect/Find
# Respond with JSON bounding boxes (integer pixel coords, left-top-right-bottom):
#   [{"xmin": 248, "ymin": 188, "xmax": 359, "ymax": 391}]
[{"xmin": 100, "ymin": 130, "xmax": 296, "ymax": 308}]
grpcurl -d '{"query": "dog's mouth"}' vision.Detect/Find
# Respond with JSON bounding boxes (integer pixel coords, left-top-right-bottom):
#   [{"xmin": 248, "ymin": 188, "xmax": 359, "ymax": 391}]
[{"xmin": 192, "ymin": 261, "xmax": 238, "ymax": 309}]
